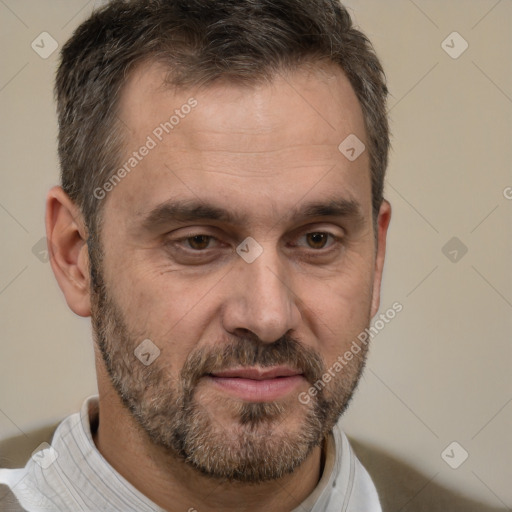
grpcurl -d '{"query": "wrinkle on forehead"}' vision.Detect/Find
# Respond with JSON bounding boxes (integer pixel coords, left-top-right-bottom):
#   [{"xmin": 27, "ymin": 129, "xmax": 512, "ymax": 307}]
[{"xmin": 119, "ymin": 59, "xmax": 366, "ymax": 153}]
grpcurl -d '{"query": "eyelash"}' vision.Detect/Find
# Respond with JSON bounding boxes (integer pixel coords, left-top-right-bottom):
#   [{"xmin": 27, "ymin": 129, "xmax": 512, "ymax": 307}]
[{"xmin": 170, "ymin": 231, "xmax": 342, "ymax": 253}]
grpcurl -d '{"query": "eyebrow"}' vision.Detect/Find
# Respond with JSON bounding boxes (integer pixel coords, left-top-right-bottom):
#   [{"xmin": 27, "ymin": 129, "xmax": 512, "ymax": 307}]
[{"xmin": 138, "ymin": 196, "xmax": 365, "ymax": 233}]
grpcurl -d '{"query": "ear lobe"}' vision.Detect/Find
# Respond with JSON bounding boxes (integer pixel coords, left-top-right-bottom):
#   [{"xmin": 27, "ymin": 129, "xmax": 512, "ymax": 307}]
[
  {"xmin": 370, "ymin": 199, "xmax": 391, "ymax": 318},
  {"xmin": 45, "ymin": 186, "xmax": 92, "ymax": 317}
]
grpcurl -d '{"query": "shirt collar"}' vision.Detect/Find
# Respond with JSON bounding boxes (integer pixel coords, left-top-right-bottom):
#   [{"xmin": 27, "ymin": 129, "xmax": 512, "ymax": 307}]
[
  {"xmin": 79, "ymin": 396, "xmax": 346, "ymax": 511},
  {"xmin": 70, "ymin": 395, "xmax": 347, "ymax": 511}
]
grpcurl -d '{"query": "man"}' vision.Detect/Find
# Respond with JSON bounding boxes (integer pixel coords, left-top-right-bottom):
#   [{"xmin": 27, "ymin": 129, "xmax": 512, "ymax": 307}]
[{"xmin": 0, "ymin": 0, "xmax": 391, "ymax": 510}]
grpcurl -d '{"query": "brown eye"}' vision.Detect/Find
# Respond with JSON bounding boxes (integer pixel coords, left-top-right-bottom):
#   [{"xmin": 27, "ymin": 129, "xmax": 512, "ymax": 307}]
[
  {"xmin": 306, "ymin": 232, "xmax": 330, "ymax": 249},
  {"xmin": 187, "ymin": 235, "xmax": 213, "ymax": 250}
]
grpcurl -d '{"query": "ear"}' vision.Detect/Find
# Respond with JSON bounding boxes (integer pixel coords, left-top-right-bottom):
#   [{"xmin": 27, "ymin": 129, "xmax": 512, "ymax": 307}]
[
  {"xmin": 45, "ymin": 186, "xmax": 91, "ymax": 317},
  {"xmin": 370, "ymin": 199, "xmax": 392, "ymax": 318}
]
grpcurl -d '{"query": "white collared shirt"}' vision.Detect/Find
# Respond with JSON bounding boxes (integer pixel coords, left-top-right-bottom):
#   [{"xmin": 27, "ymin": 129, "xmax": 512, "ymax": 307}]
[{"xmin": 0, "ymin": 396, "xmax": 381, "ymax": 511}]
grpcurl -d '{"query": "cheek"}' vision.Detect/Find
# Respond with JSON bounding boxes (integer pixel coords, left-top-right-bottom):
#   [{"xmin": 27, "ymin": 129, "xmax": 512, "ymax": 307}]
[
  {"xmin": 129, "ymin": 270, "xmax": 228, "ymax": 362},
  {"xmin": 111, "ymin": 265, "xmax": 221, "ymax": 365},
  {"xmin": 298, "ymin": 255, "xmax": 374, "ymax": 358}
]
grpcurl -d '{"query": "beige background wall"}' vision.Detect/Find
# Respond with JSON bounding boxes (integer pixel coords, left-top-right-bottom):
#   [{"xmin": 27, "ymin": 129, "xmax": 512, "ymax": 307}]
[{"xmin": 1, "ymin": 0, "xmax": 510, "ymax": 509}]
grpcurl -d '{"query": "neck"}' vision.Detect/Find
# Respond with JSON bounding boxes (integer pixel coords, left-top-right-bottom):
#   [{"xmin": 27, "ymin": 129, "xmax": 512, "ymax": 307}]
[{"xmin": 93, "ymin": 384, "xmax": 324, "ymax": 512}]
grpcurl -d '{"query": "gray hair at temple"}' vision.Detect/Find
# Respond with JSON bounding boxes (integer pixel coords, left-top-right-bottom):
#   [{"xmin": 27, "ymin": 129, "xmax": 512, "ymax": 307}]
[{"xmin": 55, "ymin": 0, "xmax": 389, "ymax": 239}]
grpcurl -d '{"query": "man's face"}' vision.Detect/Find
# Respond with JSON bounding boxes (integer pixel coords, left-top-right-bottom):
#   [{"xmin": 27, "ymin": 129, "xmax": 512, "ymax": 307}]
[{"xmin": 90, "ymin": 62, "xmax": 385, "ymax": 482}]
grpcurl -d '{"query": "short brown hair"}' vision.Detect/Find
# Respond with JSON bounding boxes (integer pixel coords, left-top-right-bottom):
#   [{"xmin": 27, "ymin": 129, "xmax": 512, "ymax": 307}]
[{"xmin": 56, "ymin": 0, "xmax": 389, "ymax": 237}]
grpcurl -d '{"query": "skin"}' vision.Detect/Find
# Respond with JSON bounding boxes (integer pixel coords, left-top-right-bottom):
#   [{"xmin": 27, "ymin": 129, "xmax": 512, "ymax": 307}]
[{"xmin": 46, "ymin": 61, "xmax": 391, "ymax": 512}]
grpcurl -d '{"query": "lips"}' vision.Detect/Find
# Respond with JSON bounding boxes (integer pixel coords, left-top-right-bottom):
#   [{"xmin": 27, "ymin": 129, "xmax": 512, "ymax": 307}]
[
  {"xmin": 206, "ymin": 366, "xmax": 305, "ymax": 402},
  {"xmin": 209, "ymin": 366, "xmax": 302, "ymax": 380}
]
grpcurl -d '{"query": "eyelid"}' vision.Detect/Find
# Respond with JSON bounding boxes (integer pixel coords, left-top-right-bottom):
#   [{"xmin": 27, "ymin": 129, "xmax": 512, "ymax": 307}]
[
  {"xmin": 291, "ymin": 221, "xmax": 345, "ymax": 238},
  {"xmin": 291, "ymin": 231, "xmax": 342, "ymax": 249},
  {"xmin": 166, "ymin": 224, "xmax": 345, "ymax": 249},
  {"xmin": 172, "ymin": 233, "xmax": 223, "ymax": 250}
]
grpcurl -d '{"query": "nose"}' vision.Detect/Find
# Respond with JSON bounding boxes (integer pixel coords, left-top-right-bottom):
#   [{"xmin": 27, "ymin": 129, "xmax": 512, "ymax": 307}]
[{"xmin": 221, "ymin": 247, "xmax": 302, "ymax": 343}]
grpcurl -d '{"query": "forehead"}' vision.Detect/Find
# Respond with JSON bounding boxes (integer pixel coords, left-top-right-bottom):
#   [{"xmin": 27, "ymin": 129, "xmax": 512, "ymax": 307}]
[
  {"xmin": 119, "ymin": 60, "xmax": 365, "ymax": 146},
  {"xmin": 108, "ymin": 60, "xmax": 371, "ymax": 228}
]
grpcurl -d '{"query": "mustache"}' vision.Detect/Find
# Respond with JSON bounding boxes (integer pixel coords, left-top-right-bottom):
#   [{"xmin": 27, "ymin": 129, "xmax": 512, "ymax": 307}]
[{"xmin": 180, "ymin": 332, "xmax": 326, "ymax": 392}]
